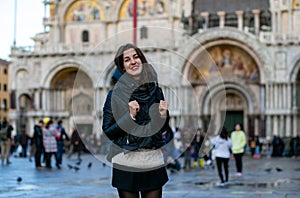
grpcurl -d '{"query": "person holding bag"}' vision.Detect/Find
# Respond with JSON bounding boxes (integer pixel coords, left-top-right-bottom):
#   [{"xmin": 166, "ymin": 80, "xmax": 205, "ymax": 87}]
[
  {"xmin": 210, "ymin": 127, "xmax": 232, "ymax": 186},
  {"xmin": 102, "ymin": 43, "xmax": 171, "ymax": 198}
]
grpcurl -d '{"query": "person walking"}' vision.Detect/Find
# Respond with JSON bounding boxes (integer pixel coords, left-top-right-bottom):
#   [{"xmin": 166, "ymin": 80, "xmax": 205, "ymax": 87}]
[
  {"xmin": 55, "ymin": 120, "xmax": 69, "ymax": 165},
  {"xmin": 0, "ymin": 119, "xmax": 13, "ymax": 165},
  {"xmin": 19, "ymin": 129, "xmax": 29, "ymax": 158},
  {"xmin": 67, "ymin": 127, "xmax": 84, "ymax": 161},
  {"xmin": 33, "ymin": 120, "xmax": 44, "ymax": 168},
  {"xmin": 231, "ymin": 123, "xmax": 246, "ymax": 177},
  {"xmin": 211, "ymin": 127, "xmax": 232, "ymax": 186},
  {"xmin": 102, "ymin": 43, "xmax": 170, "ymax": 198},
  {"xmin": 43, "ymin": 118, "xmax": 60, "ymax": 169}
]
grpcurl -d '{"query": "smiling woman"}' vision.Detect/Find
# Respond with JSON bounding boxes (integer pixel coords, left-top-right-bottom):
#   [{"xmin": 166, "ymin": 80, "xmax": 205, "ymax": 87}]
[{"xmin": 102, "ymin": 43, "xmax": 171, "ymax": 198}]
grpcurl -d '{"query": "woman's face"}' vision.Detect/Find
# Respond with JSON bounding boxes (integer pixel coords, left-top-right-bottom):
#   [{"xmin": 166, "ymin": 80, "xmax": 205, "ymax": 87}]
[
  {"xmin": 235, "ymin": 124, "xmax": 241, "ymax": 131},
  {"xmin": 123, "ymin": 48, "xmax": 143, "ymax": 76}
]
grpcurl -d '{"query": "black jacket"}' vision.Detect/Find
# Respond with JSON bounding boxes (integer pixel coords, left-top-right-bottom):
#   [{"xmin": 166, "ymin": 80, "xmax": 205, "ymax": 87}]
[
  {"xmin": 33, "ymin": 125, "xmax": 43, "ymax": 148},
  {"xmin": 102, "ymin": 66, "xmax": 170, "ymax": 153}
]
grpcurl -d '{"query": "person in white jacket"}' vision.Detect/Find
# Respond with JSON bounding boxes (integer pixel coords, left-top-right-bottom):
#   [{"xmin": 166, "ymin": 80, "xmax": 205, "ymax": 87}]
[{"xmin": 210, "ymin": 127, "xmax": 232, "ymax": 186}]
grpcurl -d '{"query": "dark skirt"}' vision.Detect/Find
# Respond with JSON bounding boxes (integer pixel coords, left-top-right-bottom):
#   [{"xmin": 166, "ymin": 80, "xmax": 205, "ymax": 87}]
[{"xmin": 112, "ymin": 164, "xmax": 168, "ymax": 192}]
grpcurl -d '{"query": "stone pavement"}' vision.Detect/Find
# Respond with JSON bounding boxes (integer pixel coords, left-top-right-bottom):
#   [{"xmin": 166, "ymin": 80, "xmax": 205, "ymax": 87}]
[{"xmin": 0, "ymin": 154, "xmax": 299, "ymax": 198}]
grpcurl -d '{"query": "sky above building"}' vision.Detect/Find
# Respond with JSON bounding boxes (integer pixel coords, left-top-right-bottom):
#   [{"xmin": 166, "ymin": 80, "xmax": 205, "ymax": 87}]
[{"xmin": 0, "ymin": 0, "xmax": 44, "ymax": 60}]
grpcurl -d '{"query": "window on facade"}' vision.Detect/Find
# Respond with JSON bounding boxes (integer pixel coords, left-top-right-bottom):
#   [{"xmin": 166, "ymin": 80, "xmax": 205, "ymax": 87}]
[
  {"xmin": 82, "ymin": 30, "xmax": 89, "ymax": 42},
  {"xmin": 208, "ymin": 13, "xmax": 219, "ymax": 28},
  {"xmin": 140, "ymin": 26, "xmax": 148, "ymax": 39},
  {"xmin": 244, "ymin": 10, "xmax": 254, "ymax": 32},
  {"xmin": 225, "ymin": 12, "xmax": 238, "ymax": 27},
  {"xmin": 3, "ymin": 84, "xmax": 7, "ymax": 91},
  {"xmin": 3, "ymin": 68, "xmax": 7, "ymax": 75},
  {"xmin": 3, "ymin": 99, "xmax": 7, "ymax": 110},
  {"xmin": 260, "ymin": 10, "xmax": 272, "ymax": 31}
]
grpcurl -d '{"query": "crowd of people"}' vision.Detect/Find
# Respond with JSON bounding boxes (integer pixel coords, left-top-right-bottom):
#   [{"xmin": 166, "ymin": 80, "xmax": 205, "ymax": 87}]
[
  {"xmin": 1, "ymin": 117, "xmax": 300, "ymax": 187},
  {"xmin": 161, "ymin": 123, "xmax": 300, "ymax": 187},
  {"xmin": 0, "ymin": 118, "xmax": 85, "ymax": 169}
]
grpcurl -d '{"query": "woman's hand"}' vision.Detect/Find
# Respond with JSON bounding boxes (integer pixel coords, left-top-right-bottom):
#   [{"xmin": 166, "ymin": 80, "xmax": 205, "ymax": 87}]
[
  {"xmin": 128, "ymin": 100, "xmax": 140, "ymax": 119},
  {"xmin": 159, "ymin": 100, "xmax": 168, "ymax": 116}
]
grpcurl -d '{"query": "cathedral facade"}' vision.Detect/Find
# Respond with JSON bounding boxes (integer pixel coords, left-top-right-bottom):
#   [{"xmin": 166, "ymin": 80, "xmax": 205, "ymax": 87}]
[{"xmin": 9, "ymin": 0, "xmax": 300, "ymax": 143}]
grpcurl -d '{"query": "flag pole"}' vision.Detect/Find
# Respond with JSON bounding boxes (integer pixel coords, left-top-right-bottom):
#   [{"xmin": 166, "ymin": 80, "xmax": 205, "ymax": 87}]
[
  {"xmin": 133, "ymin": 0, "xmax": 137, "ymax": 45},
  {"xmin": 13, "ymin": 0, "xmax": 18, "ymax": 47}
]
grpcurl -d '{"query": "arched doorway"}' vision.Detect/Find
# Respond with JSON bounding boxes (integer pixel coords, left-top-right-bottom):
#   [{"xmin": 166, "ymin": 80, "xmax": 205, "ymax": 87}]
[
  {"xmin": 50, "ymin": 67, "xmax": 94, "ymax": 136},
  {"xmin": 220, "ymin": 91, "xmax": 247, "ymax": 133},
  {"xmin": 18, "ymin": 94, "xmax": 32, "ymax": 134},
  {"xmin": 185, "ymin": 42, "xmax": 261, "ymax": 138}
]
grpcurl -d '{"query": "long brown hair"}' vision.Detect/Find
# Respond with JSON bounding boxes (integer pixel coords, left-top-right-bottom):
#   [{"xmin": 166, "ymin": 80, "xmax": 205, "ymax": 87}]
[{"xmin": 114, "ymin": 43, "xmax": 148, "ymax": 73}]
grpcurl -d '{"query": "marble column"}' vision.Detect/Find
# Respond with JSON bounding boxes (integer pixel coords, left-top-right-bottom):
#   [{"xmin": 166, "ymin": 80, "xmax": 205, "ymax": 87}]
[
  {"xmin": 270, "ymin": 84, "xmax": 274, "ymax": 109},
  {"xmin": 286, "ymin": 115, "xmax": 291, "ymax": 137},
  {"xmin": 277, "ymin": 11, "xmax": 281, "ymax": 33},
  {"xmin": 217, "ymin": 11, "xmax": 226, "ymax": 28},
  {"xmin": 273, "ymin": 116, "xmax": 278, "ymax": 136},
  {"xmin": 292, "ymin": 83, "xmax": 297, "ymax": 108},
  {"xmin": 283, "ymin": 84, "xmax": 287, "ymax": 108},
  {"xmin": 266, "ymin": 115, "xmax": 271, "ymax": 139},
  {"xmin": 293, "ymin": 115, "xmax": 298, "ymax": 137},
  {"xmin": 287, "ymin": 84, "xmax": 292, "ymax": 108},
  {"xmin": 272, "ymin": 12, "xmax": 277, "ymax": 34},
  {"xmin": 266, "ymin": 84, "xmax": 269, "ymax": 109},
  {"xmin": 42, "ymin": 89, "xmax": 46, "ymax": 111},
  {"xmin": 260, "ymin": 85, "xmax": 265, "ymax": 112},
  {"xmin": 278, "ymin": 84, "xmax": 282, "ymax": 109},
  {"xmin": 201, "ymin": 12, "xmax": 209, "ymax": 30},
  {"xmin": 279, "ymin": 115, "xmax": 284, "ymax": 137},
  {"xmin": 274, "ymin": 84, "xmax": 278, "ymax": 109},
  {"xmin": 255, "ymin": 117, "xmax": 259, "ymax": 136},
  {"xmin": 252, "ymin": 9, "xmax": 261, "ymax": 35},
  {"xmin": 235, "ymin": 10, "xmax": 244, "ymax": 31}
]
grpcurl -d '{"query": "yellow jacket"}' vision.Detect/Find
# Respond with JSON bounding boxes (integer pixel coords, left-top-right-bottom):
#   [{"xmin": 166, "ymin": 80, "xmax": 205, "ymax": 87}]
[{"xmin": 231, "ymin": 130, "xmax": 246, "ymax": 154}]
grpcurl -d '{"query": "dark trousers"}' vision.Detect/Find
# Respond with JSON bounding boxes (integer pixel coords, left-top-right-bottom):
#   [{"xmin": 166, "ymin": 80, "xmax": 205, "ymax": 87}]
[
  {"xmin": 45, "ymin": 152, "xmax": 58, "ymax": 168},
  {"xmin": 34, "ymin": 147, "xmax": 43, "ymax": 167},
  {"xmin": 233, "ymin": 153, "xmax": 243, "ymax": 173},
  {"xmin": 216, "ymin": 157, "xmax": 229, "ymax": 182},
  {"xmin": 56, "ymin": 141, "xmax": 64, "ymax": 164}
]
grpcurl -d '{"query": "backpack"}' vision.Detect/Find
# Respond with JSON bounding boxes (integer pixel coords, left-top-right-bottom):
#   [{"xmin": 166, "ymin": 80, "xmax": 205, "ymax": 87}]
[
  {"xmin": 0, "ymin": 126, "xmax": 8, "ymax": 141},
  {"xmin": 55, "ymin": 127, "xmax": 62, "ymax": 141}
]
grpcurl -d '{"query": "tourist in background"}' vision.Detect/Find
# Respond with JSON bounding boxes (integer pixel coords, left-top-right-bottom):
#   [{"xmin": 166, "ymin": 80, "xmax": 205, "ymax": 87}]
[
  {"xmin": 0, "ymin": 119, "xmax": 13, "ymax": 165},
  {"xmin": 231, "ymin": 123, "xmax": 246, "ymax": 177},
  {"xmin": 55, "ymin": 120, "xmax": 69, "ymax": 165},
  {"xmin": 43, "ymin": 118, "xmax": 60, "ymax": 169},
  {"xmin": 211, "ymin": 127, "xmax": 232, "ymax": 186},
  {"xmin": 33, "ymin": 120, "xmax": 44, "ymax": 168}
]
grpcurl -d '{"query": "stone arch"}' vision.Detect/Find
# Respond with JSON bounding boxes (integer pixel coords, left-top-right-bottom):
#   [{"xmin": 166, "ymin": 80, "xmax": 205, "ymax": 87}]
[
  {"xmin": 179, "ymin": 27, "xmax": 272, "ymax": 84},
  {"xmin": 201, "ymin": 82, "xmax": 257, "ymax": 115},
  {"xmin": 41, "ymin": 59, "xmax": 95, "ymax": 89},
  {"xmin": 96, "ymin": 61, "xmax": 116, "ymax": 88},
  {"xmin": 15, "ymin": 68, "xmax": 29, "ymax": 90},
  {"xmin": 18, "ymin": 93, "xmax": 32, "ymax": 110},
  {"xmin": 289, "ymin": 56, "xmax": 300, "ymax": 83}
]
